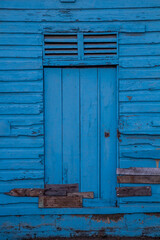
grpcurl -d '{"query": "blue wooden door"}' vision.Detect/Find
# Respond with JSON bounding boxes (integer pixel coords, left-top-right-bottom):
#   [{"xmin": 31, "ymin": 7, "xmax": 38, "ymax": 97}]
[{"xmin": 44, "ymin": 67, "xmax": 117, "ymax": 206}]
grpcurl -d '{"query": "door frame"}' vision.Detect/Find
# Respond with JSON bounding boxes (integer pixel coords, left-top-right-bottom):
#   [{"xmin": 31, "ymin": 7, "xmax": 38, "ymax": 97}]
[{"xmin": 43, "ymin": 31, "xmax": 120, "ymax": 211}]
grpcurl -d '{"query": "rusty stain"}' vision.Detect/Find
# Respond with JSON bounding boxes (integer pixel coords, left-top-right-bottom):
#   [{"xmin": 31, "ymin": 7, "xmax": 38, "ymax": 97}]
[
  {"xmin": 156, "ymin": 159, "xmax": 160, "ymax": 168},
  {"xmin": 117, "ymin": 129, "xmax": 122, "ymax": 142},
  {"xmin": 127, "ymin": 96, "xmax": 132, "ymax": 101},
  {"xmin": 91, "ymin": 214, "xmax": 124, "ymax": 223},
  {"xmin": 145, "ymin": 213, "xmax": 160, "ymax": 217},
  {"xmin": 104, "ymin": 132, "xmax": 110, "ymax": 138}
]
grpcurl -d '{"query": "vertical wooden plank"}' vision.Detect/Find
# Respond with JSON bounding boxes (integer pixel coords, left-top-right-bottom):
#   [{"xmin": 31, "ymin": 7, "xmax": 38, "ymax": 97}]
[
  {"xmin": 44, "ymin": 68, "xmax": 62, "ymax": 184},
  {"xmin": 100, "ymin": 67, "xmax": 117, "ymax": 206},
  {"xmin": 62, "ymin": 68, "xmax": 80, "ymax": 184},
  {"xmin": 80, "ymin": 68, "xmax": 98, "ymax": 197}
]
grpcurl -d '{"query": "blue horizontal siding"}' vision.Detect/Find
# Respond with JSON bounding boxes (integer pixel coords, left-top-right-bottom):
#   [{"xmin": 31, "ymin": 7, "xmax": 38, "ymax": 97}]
[{"xmin": 0, "ymin": 3, "xmax": 160, "ymax": 238}]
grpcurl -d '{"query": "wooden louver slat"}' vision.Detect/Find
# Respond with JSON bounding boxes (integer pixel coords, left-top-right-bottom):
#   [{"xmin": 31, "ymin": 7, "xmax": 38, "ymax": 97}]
[
  {"xmin": 44, "ymin": 34, "xmax": 78, "ymax": 58},
  {"xmin": 44, "ymin": 32, "xmax": 118, "ymax": 60}
]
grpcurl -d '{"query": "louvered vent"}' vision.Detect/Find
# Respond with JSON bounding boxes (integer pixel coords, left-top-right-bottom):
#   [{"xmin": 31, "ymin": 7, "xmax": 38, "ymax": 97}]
[
  {"xmin": 44, "ymin": 33, "xmax": 118, "ymax": 63},
  {"xmin": 83, "ymin": 33, "xmax": 117, "ymax": 58},
  {"xmin": 44, "ymin": 34, "xmax": 78, "ymax": 59}
]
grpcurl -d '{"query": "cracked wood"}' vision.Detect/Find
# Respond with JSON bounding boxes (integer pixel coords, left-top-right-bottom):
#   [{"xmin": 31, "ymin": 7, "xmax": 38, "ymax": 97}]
[
  {"xmin": 116, "ymin": 186, "xmax": 152, "ymax": 197},
  {"xmin": 39, "ymin": 195, "xmax": 82, "ymax": 208}
]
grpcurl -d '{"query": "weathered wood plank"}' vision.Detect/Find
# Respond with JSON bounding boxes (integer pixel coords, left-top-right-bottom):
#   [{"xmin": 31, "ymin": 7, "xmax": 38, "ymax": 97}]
[
  {"xmin": 119, "ymin": 44, "xmax": 160, "ymax": 56},
  {"xmin": 0, "ymin": 170, "xmax": 44, "ymax": 181},
  {"xmin": 117, "ymin": 168, "xmax": 160, "ymax": 175},
  {"xmin": 0, "ymin": 179, "xmax": 44, "ymax": 193},
  {"xmin": 39, "ymin": 196, "xmax": 82, "ymax": 208},
  {"xmin": 68, "ymin": 192, "xmax": 94, "ymax": 199},
  {"xmin": 0, "ymin": 82, "xmax": 43, "ymax": 93},
  {"xmin": 118, "ymin": 176, "xmax": 160, "ymax": 184},
  {"xmin": 0, "ymin": 34, "xmax": 42, "ymax": 45},
  {"xmin": 119, "ymin": 115, "xmax": 160, "ymax": 134},
  {"xmin": 120, "ymin": 102, "xmax": 160, "ymax": 113},
  {"xmin": 5, "ymin": 188, "xmax": 44, "ymax": 197},
  {"xmin": 120, "ymin": 90, "xmax": 160, "ymax": 102},
  {"xmin": 116, "ymin": 186, "xmax": 151, "ymax": 197},
  {"xmin": 0, "ymin": 93, "xmax": 42, "ymax": 104},
  {"xmin": 1, "ymin": 0, "xmax": 160, "ymax": 9},
  {"xmin": 120, "ymin": 80, "xmax": 160, "ymax": 91},
  {"xmin": 0, "ymin": 103, "xmax": 42, "ymax": 115},
  {"xmin": 120, "ymin": 32, "xmax": 160, "ymax": 44},
  {"xmin": 1, "ymin": 9, "xmax": 160, "ymax": 22},
  {"xmin": 0, "ymin": 159, "xmax": 43, "ymax": 170},
  {"xmin": 120, "ymin": 56, "xmax": 160, "ymax": 68},
  {"xmin": 0, "ymin": 46, "xmax": 42, "ymax": 58},
  {"xmin": 0, "ymin": 149, "xmax": 43, "ymax": 159},
  {"xmin": 44, "ymin": 184, "xmax": 79, "ymax": 196},
  {"xmin": 0, "ymin": 58, "xmax": 42, "ymax": 70},
  {"xmin": 0, "ymin": 70, "xmax": 42, "ymax": 81},
  {"xmin": 0, "ymin": 137, "xmax": 43, "ymax": 148},
  {"xmin": 119, "ymin": 67, "xmax": 160, "ymax": 79},
  {"xmin": 0, "ymin": 22, "xmax": 145, "ymax": 34}
]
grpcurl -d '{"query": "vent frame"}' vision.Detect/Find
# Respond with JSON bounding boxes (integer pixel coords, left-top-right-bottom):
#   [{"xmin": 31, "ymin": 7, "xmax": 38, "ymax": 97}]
[{"xmin": 43, "ymin": 32, "xmax": 118, "ymax": 66}]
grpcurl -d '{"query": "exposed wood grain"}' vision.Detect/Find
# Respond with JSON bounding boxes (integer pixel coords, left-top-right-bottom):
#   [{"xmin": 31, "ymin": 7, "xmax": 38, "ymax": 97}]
[
  {"xmin": 118, "ymin": 175, "xmax": 160, "ymax": 184},
  {"xmin": 39, "ymin": 196, "xmax": 82, "ymax": 208},
  {"xmin": 67, "ymin": 192, "xmax": 94, "ymax": 199},
  {"xmin": 5, "ymin": 188, "xmax": 44, "ymax": 197},
  {"xmin": 117, "ymin": 168, "xmax": 160, "ymax": 175},
  {"xmin": 116, "ymin": 186, "xmax": 151, "ymax": 197},
  {"xmin": 44, "ymin": 184, "xmax": 79, "ymax": 196}
]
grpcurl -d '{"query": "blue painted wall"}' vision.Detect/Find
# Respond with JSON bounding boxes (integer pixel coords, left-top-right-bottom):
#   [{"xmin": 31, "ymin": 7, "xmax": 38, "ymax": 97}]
[{"xmin": 0, "ymin": 0, "xmax": 160, "ymax": 238}]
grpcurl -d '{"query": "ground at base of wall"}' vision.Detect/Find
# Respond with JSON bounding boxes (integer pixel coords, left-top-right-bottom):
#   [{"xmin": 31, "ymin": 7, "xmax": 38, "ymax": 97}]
[{"xmin": 24, "ymin": 237, "xmax": 160, "ymax": 240}]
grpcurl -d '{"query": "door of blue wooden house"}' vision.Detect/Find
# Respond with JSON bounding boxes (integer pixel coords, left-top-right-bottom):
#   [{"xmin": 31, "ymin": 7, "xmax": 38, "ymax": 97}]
[{"xmin": 44, "ymin": 67, "xmax": 117, "ymax": 207}]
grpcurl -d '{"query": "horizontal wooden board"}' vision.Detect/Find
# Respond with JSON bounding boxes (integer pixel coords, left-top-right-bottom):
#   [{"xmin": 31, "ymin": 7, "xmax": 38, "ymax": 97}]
[
  {"xmin": 120, "ymin": 80, "xmax": 160, "ymax": 91},
  {"xmin": 117, "ymin": 168, "xmax": 160, "ymax": 175},
  {"xmin": 1, "ymin": 0, "xmax": 160, "ymax": 9},
  {"xmin": 44, "ymin": 184, "xmax": 79, "ymax": 196},
  {"xmin": 0, "ymin": 33, "xmax": 42, "ymax": 45},
  {"xmin": 118, "ymin": 176, "xmax": 160, "ymax": 184},
  {"xmin": 120, "ymin": 90, "xmax": 160, "ymax": 102},
  {"xmin": 119, "ymin": 67, "xmax": 160, "ymax": 79},
  {"xmin": 0, "ymin": 70, "xmax": 43, "ymax": 81},
  {"xmin": 0, "ymin": 103, "xmax": 42, "ymax": 115},
  {"xmin": 3, "ymin": 0, "xmax": 160, "ymax": 9},
  {"xmin": 119, "ymin": 115, "xmax": 160, "ymax": 134},
  {"xmin": 1, "ymin": 9, "xmax": 160, "ymax": 22},
  {"xmin": 120, "ymin": 32, "xmax": 160, "ymax": 44},
  {"xmin": 5, "ymin": 188, "xmax": 44, "ymax": 197},
  {"xmin": 120, "ymin": 148, "xmax": 160, "ymax": 159},
  {"xmin": 0, "ymin": 22, "xmax": 145, "ymax": 34},
  {"xmin": 120, "ymin": 135, "xmax": 160, "ymax": 147},
  {"xmin": 0, "ymin": 159, "xmax": 43, "ymax": 170},
  {"xmin": 11, "ymin": 125, "xmax": 44, "ymax": 137},
  {"xmin": 0, "ymin": 148, "xmax": 43, "ymax": 159},
  {"xmin": 0, "ymin": 58, "xmax": 42, "ymax": 70},
  {"xmin": 0, "ymin": 93, "xmax": 43, "ymax": 104},
  {"xmin": 39, "ymin": 196, "xmax": 82, "ymax": 208},
  {"xmin": 0, "ymin": 179, "xmax": 44, "ymax": 193},
  {"xmin": 120, "ymin": 56, "xmax": 160, "ymax": 68},
  {"xmin": 116, "ymin": 186, "xmax": 151, "ymax": 197},
  {"xmin": 0, "ymin": 194, "xmax": 38, "ymax": 205},
  {"xmin": 119, "ymin": 44, "xmax": 160, "ymax": 56},
  {"xmin": 0, "ymin": 82, "xmax": 43, "ymax": 93},
  {"xmin": 120, "ymin": 102, "xmax": 160, "ymax": 113},
  {"xmin": 0, "ymin": 170, "xmax": 44, "ymax": 181},
  {"xmin": 0, "ymin": 137, "xmax": 43, "ymax": 148},
  {"xmin": 0, "ymin": 46, "xmax": 42, "ymax": 58},
  {"xmin": 120, "ymin": 159, "xmax": 158, "ymax": 168},
  {"xmin": 68, "ymin": 192, "xmax": 94, "ymax": 199}
]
